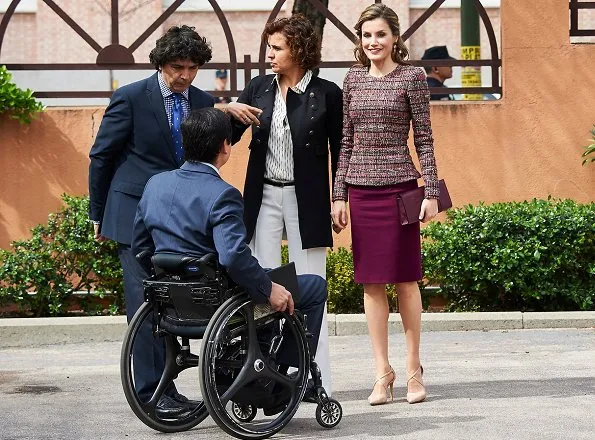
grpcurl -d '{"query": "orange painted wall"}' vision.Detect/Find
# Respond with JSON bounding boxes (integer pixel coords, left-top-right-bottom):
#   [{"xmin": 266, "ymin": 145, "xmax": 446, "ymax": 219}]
[{"xmin": 1, "ymin": 0, "xmax": 594, "ymax": 250}]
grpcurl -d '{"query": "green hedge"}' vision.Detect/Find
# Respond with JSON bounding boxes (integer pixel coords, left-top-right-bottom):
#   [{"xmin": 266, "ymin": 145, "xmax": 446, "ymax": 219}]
[
  {"xmin": 0, "ymin": 195, "xmax": 122, "ymax": 317},
  {"xmin": 0, "ymin": 65, "xmax": 44, "ymax": 124},
  {"xmin": 2, "ymin": 196, "xmax": 592, "ymax": 316},
  {"xmin": 422, "ymin": 198, "xmax": 595, "ymax": 312}
]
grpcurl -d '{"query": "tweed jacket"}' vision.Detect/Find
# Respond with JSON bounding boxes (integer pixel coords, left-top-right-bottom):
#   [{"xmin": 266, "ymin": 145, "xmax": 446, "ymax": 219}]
[{"xmin": 332, "ymin": 65, "xmax": 440, "ymax": 201}]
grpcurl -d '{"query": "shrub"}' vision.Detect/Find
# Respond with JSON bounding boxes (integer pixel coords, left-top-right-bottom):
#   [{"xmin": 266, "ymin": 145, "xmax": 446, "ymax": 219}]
[
  {"xmin": 0, "ymin": 65, "xmax": 44, "ymax": 124},
  {"xmin": 582, "ymin": 125, "xmax": 595, "ymax": 166},
  {"xmin": 0, "ymin": 195, "xmax": 123, "ymax": 317},
  {"xmin": 421, "ymin": 198, "xmax": 595, "ymax": 312},
  {"xmin": 324, "ymin": 246, "xmax": 403, "ymax": 313},
  {"xmin": 325, "ymin": 246, "xmax": 364, "ymax": 313},
  {"xmin": 283, "ymin": 244, "xmax": 428, "ymax": 313}
]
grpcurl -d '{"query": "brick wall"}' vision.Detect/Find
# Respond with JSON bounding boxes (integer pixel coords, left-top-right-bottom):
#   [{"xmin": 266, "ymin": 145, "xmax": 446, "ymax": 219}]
[
  {"xmin": 1, "ymin": 1, "xmax": 498, "ymax": 66},
  {"xmin": 3, "ymin": 1, "xmax": 595, "ymax": 69},
  {"xmin": 0, "ymin": 13, "xmax": 36, "ymax": 63},
  {"xmin": 408, "ymin": 7, "xmax": 501, "ymax": 60}
]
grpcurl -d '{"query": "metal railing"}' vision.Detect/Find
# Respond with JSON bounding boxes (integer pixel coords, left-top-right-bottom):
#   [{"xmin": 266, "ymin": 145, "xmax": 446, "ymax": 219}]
[{"xmin": 0, "ymin": 0, "xmax": 502, "ymax": 98}]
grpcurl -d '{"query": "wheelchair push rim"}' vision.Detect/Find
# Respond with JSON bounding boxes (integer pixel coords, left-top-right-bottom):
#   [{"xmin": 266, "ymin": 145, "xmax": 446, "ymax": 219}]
[
  {"xmin": 199, "ymin": 295, "xmax": 309, "ymax": 440},
  {"xmin": 120, "ymin": 301, "xmax": 209, "ymax": 433}
]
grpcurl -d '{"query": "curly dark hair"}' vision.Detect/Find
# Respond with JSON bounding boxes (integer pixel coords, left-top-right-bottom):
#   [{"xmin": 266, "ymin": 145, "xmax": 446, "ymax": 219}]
[
  {"xmin": 262, "ymin": 14, "xmax": 321, "ymax": 71},
  {"xmin": 149, "ymin": 25, "xmax": 212, "ymax": 69}
]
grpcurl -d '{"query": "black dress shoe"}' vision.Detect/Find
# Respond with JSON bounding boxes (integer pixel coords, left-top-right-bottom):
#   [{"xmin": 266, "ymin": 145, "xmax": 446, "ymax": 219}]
[
  {"xmin": 155, "ymin": 395, "xmax": 192, "ymax": 419},
  {"xmin": 170, "ymin": 391, "xmax": 202, "ymax": 408},
  {"xmin": 302, "ymin": 379, "xmax": 318, "ymax": 403}
]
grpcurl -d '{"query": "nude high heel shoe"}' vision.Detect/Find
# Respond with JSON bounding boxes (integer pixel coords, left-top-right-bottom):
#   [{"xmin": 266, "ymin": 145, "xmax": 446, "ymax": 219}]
[
  {"xmin": 406, "ymin": 365, "xmax": 426, "ymax": 404},
  {"xmin": 368, "ymin": 367, "xmax": 395, "ymax": 406}
]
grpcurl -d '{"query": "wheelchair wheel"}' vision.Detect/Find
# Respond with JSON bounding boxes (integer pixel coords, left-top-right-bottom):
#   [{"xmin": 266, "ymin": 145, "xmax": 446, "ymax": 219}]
[
  {"xmin": 199, "ymin": 295, "xmax": 309, "ymax": 440},
  {"xmin": 120, "ymin": 302, "xmax": 209, "ymax": 433},
  {"xmin": 316, "ymin": 398, "xmax": 342, "ymax": 428}
]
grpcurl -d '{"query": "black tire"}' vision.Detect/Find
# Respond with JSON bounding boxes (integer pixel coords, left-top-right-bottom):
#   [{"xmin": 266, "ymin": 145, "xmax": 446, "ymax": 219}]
[
  {"xmin": 199, "ymin": 295, "xmax": 309, "ymax": 440},
  {"xmin": 316, "ymin": 399, "xmax": 342, "ymax": 429},
  {"xmin": 231, "ymin": 402, "xmax": 257, "ymax": 423},
  {"xmin": 120, "ymin": 302, "xmax": 209, "ymax": 432}
]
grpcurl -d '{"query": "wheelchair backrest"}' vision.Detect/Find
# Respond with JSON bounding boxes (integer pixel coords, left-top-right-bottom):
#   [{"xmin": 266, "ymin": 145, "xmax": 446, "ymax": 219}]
[
  {"xmin": 151, "ymin": 252, "xmax": 218, "ymax": 280},
  {"xmin": 141, "ymin": 252, "xmax": 237, "ymax": 327}
]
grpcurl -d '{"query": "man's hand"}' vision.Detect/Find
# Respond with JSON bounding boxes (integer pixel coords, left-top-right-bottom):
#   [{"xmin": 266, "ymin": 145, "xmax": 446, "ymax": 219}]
[
  {"xmin": 268, "ymin": 282, "xmax": 294, "ymax": 315},
  {"xmin": 93, "ymin": 223, "xmax": 108, "ymax": 242},
  {"xmin": 226, "ymin": 102, "xmax": 263, "ymax": 126}
]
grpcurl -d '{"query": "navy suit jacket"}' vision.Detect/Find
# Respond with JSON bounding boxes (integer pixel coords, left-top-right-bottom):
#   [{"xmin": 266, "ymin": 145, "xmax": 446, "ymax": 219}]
[
  {"xmin": 131, "ymin": 162, "xmax": 272, "ymax": 302},
  {"xmin": 89, "ymin": 72, "xmax": 215, "ymax": 245}
]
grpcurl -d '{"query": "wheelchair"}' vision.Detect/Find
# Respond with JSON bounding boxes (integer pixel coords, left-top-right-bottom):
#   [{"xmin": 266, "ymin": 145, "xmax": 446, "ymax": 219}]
[{"xmin": 120, "ymin": 252, "xmax": 342, "ymax": 439}]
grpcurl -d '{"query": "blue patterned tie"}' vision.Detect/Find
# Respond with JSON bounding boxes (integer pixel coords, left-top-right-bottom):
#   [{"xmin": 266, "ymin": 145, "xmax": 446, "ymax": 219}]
[{"xmin": 171, "ymin": 93, "xmax": 185, "ymax": 164}]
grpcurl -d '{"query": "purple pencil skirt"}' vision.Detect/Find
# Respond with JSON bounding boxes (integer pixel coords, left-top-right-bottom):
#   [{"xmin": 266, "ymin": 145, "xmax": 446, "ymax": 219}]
[{"xmin": 348, "ymin": 181, "xmax": 422, "ymax": 284}]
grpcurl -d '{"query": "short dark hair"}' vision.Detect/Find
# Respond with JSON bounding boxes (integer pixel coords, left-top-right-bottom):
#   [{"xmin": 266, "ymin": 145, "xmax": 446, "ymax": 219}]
[
  {"xmin": 262, "ymin": 14, "xmax": 321, "ymax": 71},
  {"xmin": 149, "ymin": 25, "xmax": 212, "ymax": 69},
  {"xmin": 181, "ymin": 108, "xmax": 232, "ymax": 164}
]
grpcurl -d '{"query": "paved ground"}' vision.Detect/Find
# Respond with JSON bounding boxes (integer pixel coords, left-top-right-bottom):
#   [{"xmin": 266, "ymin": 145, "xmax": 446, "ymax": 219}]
[{"xmin": 0, "ymin": 328, "xmax": 593, "ymax": 440}]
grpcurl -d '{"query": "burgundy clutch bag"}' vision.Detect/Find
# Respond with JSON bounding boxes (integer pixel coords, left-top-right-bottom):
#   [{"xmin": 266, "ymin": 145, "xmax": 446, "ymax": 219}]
[{"xmin": 396, "ymin": 179, "xmax": 452, "ymax": 225}]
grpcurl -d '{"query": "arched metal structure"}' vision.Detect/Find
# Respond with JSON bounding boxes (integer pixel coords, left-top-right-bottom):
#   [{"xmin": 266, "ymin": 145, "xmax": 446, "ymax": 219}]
[{"xmin": 1, "ymin": 0, "xmax": 503, "ymax": 98}]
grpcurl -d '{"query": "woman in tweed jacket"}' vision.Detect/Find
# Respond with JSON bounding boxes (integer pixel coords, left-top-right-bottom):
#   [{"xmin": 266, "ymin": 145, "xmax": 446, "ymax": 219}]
[{"xmin": 331, "ymin": 4, "xmax": 441, "ymax": 406}]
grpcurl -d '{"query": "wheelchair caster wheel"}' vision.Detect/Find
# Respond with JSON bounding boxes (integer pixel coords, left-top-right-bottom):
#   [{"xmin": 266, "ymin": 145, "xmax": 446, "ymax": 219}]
[
  {"xmin": 316, "ymin": 398, "xmax": 342, "ymax": 428},
  {"xmin": 231, "ymin": 402, "xmax": 257, "ymax": 422}
]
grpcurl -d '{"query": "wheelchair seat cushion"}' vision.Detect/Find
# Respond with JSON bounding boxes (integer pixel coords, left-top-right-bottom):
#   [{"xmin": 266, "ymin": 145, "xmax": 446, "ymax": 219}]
[{"xmin": 160, "ymin": 314, "xmax": 208, "ymax": 338}]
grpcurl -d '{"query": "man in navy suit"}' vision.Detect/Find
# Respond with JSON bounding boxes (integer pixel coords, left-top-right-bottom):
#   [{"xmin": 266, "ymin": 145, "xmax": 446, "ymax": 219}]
[
  {"xmin": 132, "ymin": 107, "xmax": 327, "ymax": 374},
  {"xmin": 88, "ymin": 25, "xmax": 215, "ymax": 417}
]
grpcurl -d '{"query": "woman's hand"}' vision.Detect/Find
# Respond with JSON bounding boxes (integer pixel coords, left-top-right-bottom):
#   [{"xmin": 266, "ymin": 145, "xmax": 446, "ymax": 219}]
[
  {"xmin": 419, "ymin": 198, "xmax": 439, "ymax": 223},
  {"xmin": 226, "ymin": 102, "xmax": 262, "ymax": 126},
  {"xmin": 331, "ymin": 200, "xmax": 349, "ymax": 231}
]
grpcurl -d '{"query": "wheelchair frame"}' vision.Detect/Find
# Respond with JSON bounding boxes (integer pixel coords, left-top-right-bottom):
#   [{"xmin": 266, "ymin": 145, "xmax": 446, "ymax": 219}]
[{"xmin": 120, "ymin": 252, "xmax": 342, "ymax": 439}]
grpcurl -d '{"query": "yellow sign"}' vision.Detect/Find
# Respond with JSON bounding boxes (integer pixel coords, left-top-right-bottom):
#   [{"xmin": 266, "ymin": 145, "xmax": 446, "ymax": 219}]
[{"xmin": 461, "ymin": 45, "xmax": 482, "ymax": 100}]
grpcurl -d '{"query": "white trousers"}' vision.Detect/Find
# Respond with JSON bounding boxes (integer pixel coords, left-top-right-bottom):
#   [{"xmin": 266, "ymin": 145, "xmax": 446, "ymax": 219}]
[{"xmin": 249, "ymin": 184, "xmax": 332, "ymax": 395}]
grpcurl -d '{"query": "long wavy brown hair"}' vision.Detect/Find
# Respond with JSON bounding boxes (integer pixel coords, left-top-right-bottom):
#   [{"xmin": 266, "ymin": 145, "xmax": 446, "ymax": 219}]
[
  {"xmin": 353, "ymin": 4, "xmax": 409, "ymax": 67},
  {"xmin": 262, "ymin": 14, "xmax": 322, "ymax": 71}
]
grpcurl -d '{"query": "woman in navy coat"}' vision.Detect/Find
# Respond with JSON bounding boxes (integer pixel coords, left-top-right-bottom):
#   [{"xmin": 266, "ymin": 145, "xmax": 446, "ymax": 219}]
[{"xmin": 226, "ymin": 14, "xmax": 343, "ymax": 395}]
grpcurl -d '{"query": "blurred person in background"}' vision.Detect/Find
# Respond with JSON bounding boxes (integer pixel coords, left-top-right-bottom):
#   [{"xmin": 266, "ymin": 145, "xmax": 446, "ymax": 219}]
[{"xmin": 422, "ymin": 45, "xmax": 454, "ymax": 101}]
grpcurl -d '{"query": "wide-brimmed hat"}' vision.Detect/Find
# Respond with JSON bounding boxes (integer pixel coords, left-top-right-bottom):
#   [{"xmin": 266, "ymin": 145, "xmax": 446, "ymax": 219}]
[{"xmin": 421, "ymin": 46, "xmax": 455, "ymax": 60}]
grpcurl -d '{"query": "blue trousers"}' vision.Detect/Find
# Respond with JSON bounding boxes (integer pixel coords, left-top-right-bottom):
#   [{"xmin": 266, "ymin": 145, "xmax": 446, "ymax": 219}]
[
  {"xmin": 275, "ymin": 274, "xmax": 328, "ymax": 366},
  {"xmin": 119, "ymin": 244, "xmax": 166, "ymax": 402}
]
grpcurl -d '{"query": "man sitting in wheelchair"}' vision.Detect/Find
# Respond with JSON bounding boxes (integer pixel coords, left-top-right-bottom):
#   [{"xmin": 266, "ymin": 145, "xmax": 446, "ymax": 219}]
[{"xmin": 128, "ymin": 107, "xmax": 339, "ymax": 437}]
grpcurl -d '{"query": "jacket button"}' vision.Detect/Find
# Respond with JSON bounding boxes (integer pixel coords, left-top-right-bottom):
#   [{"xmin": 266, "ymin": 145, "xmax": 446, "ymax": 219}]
[
  {"xmin": 309, "ymin": 92, "xmax": 315, "ymax": 98},
  {"xmin": 256, "ymin": 139, "xmax": 261, "ymax": 144},
  {"xmin": 309, "ymin": 130, "xmax": 314, "ymax": 135},
  {"xmin": 305, "ymin": 143, "xmax": 310, "ymax": 148},
  {"xmin": 311, "ymin": 104, "xmax": 316, "ymax": 109},
  {"xmin": 310, "ymin": 116, "xmax": 315, "ymax": 120}
]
